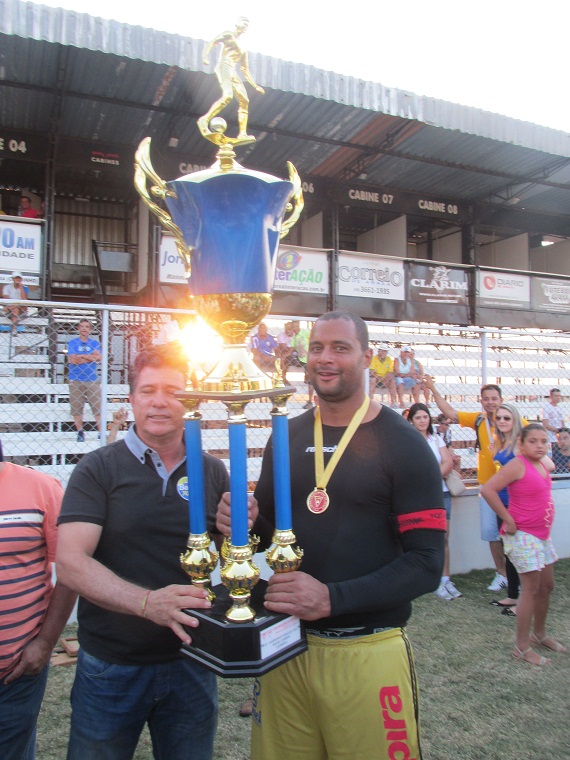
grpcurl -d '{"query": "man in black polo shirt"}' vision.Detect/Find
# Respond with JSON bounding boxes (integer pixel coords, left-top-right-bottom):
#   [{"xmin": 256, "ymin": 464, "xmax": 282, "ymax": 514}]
[{"xmin": 56, "ymin": 345, "xmax": 229, "ymax": 760}]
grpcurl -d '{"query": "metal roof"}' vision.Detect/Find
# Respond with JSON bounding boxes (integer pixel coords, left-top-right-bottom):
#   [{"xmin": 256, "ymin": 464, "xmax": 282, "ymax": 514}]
[{"xmin": 1, "ymin": 0, "xmax": 570, "ymax": 237}]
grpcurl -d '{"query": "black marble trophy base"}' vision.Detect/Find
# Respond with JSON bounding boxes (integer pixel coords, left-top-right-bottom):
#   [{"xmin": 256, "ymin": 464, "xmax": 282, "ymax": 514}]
[{"xmin": 180, "ymin": 580, "xmax": 307, "ymax": 678}]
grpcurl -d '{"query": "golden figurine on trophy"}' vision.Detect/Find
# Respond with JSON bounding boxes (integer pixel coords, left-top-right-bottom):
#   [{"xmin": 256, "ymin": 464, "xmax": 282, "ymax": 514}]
[{"xmin": 198, "ymin": 17, "xmax": 264, "ymax": 144}]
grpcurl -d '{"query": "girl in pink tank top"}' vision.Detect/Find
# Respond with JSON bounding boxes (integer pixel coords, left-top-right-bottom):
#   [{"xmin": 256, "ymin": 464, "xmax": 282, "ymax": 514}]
[{"xmin": 481, "ymin": 424, "xmax": 566, "ymax": 667}]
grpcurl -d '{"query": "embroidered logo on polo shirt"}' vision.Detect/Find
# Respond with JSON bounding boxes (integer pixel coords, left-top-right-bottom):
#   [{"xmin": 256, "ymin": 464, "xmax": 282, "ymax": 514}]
[{"xmin": 176, "ymin": 477, "xmax": 189, "ymax": 501}]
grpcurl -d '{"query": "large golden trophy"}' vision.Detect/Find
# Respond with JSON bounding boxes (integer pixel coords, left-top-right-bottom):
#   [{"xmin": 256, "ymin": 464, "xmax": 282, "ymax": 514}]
[{"xmin": 134, "ymin": 18, "xmax": 306, "ymax": 677}]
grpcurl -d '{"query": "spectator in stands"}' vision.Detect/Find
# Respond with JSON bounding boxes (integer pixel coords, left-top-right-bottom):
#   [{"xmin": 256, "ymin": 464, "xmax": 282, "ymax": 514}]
[
  {"xmin": 291, "ymin": 320, "xmax": 313, "ymax": 409},
  {"xmin": 542, "ymin": 388, "xmax": 565, "ymax": 455},
  {"xmin": 436, "ymin": 413, "xmax": 453, "ymax": 446},
  {"xmin": 0, "ymin": 438, "xmax": 76, "ymax": 760},
  {"xmin": 67, "ymin": 319, "xmax": 102, "ymax": 442},
  {"xmin": 106, "ymin": 407, "xmax": 129, "ymax": 444},
  {"xmin": 19, "ymin": 195, "xmax": 40, "ymax": 219},
  {"xmin": 56, "ymin": 344, "xmax": 229, "ymax": 760},
  {"xmin": 436, "ymin": 414, "xmax": 462, "ymax": 472},
  {"xmin": 250, "ymin": 322, "xmax": 278, "ymax": 372},
  {"xmin": 394, "ymin": 346, "xmax": 421, "ymax": 407},
  {"xmin": 2, "ymin": 270, "xmax": 28, "ymax": 333},
  {"xmin": 412, "ymin": 349, "xmax": 433, "ymax": 406},
  {"xmin": 553, "ymin": 427, "xmax": 570, "ymax": 473},
  {"xmin": 368, "ymin": 343, "xmax": 398, "ymax": 407},
  {"xmin": 276, "ymin": 321, "xmax": 296, "ymax": 383},
  {"xmin": 423, "ymin": 377, "xmax": 508, "ymax": 593}
]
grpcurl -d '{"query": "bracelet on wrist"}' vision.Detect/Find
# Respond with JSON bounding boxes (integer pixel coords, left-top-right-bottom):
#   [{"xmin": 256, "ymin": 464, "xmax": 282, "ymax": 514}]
[{"xmin": 141, "ymin": 590, "xmax": 151, "ymax": 618}]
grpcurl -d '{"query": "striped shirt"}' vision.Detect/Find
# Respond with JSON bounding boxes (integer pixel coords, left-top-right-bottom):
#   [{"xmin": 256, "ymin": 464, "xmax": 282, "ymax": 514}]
[{"xmin": 0, "ymin": 463, "xmax": 63, "ymax": 678}]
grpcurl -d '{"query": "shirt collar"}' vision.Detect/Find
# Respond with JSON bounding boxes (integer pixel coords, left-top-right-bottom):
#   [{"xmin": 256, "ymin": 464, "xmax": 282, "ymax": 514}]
[
  {"xmin": 124, "ymin": 424, "xmax": 186, "ymax": 467},
  {"xmin": 124, "ymin": 424, "xmax": 151, "ymax": 463}
]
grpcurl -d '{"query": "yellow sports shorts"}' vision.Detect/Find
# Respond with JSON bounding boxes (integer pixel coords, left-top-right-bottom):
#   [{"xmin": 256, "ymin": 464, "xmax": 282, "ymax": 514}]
[{"xmin": 251, "ymin": 627, "xmax": 422, "ymax": 760}]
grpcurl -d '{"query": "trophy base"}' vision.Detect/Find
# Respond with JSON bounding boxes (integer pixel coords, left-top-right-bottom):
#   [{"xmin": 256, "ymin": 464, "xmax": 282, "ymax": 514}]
[{"xmin": 180, "ymin": 580, "xmax": 307, "ymax": 678}]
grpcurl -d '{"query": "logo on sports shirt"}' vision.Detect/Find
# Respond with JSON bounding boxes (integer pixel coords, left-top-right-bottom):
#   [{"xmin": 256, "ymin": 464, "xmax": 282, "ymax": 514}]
[{"xmin": 176, "ymin": 477, "xmax": 189, "ymax": 501}]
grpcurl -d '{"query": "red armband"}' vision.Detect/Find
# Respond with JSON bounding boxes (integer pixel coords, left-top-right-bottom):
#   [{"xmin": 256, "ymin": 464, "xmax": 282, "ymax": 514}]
[{"xmin": 397, "ymin": 509, "xmax": 447, "ymax": 534}]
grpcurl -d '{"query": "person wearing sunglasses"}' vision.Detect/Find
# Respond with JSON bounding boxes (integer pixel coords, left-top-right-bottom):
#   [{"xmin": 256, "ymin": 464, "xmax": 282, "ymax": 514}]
[{"xmin": 490, "ymin": 403, "xmax": 524, "ymax": 615}]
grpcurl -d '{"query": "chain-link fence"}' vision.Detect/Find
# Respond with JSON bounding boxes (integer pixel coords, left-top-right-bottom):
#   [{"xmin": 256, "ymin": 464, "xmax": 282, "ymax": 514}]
[
  {"xmin": 1, "ymin": 299, "xmax": 569, "ymax": 488},
  {"xmin": 366, "ymin": 325, "xmax": 570, "ymax": 480}
]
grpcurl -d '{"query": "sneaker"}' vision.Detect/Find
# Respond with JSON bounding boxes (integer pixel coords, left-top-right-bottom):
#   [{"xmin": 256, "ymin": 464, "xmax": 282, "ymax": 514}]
[
  {"xmin": 444, "ymin": 580, "xmax": 462, "ymax": 599},
  {"xmin": 434, "ymin": 582, "xmax": 453, "ymax": 601},
  {"xmin": 76, "ymin": 430, "xmax": 85, "ymax": 442},
  {"xmin": 390, "ymin": 402, "xmax": 400, "ymax": 409},
  {"xmin": 487, "ymin": 573, "xmax": 507, "ymax": 592}
]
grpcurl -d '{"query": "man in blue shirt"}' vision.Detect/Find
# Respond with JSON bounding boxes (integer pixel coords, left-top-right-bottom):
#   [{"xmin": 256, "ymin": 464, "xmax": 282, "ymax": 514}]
[
  {"xmin": 250, "ymin": 322, "xmax": 278, "ymax": 371},
  {"xmin": 67, "ymin": 319, "xmax": 102, "ymax": 442}
]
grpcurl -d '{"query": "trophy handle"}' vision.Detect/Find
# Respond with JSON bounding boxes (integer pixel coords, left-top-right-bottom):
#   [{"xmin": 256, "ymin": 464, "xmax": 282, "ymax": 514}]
[
  {"xmin": 279, "ymin": 161, "xmax": 305, "ymax": 240},
  {"xmin": 134, "ymin": 137, "xmax": 193, "ymax": 275}
]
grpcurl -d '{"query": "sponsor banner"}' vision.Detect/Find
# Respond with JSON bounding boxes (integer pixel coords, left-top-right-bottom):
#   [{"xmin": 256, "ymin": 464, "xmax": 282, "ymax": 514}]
[
  {"xmin": 477, "ymin": 270, "xmax": 530, "ymax": 309},
  {"xmin": 159, "ymin": 239, "xmax": 330, "ymax": 292},
  {"xmin": 408, "ymin": 263, "xmax": 469, "ymax": 305},
  {"xmin": 274, "ymin": 247, "xmax": 329, "ymax": 294},
  {"xmin": 159, "ymin": 236, "xmax": 188, "ymax": 284},
  {"xmin": 532, "ymin": 276, "xmax": 570, "ymax": 314},
  {"xmin": 0, "ymin": 273, "xmax": 39, "ymax": 286},
  {"xmin": 337, "ymin": 254, "xmax": 405, "ymax": 300},
  {"xmin": 0, "ymin": 220, "xmax": 42, "ymax": 274}
]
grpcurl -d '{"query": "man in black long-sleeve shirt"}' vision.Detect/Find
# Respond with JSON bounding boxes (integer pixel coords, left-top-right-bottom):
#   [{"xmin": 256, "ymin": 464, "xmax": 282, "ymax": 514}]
[{"xmin": 218, "ymin": 311, "xmax": 446, "ymax": 760}]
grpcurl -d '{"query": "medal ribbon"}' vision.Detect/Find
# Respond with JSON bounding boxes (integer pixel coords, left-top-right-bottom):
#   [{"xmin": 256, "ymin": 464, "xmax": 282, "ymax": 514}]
[{"xmin": 313, "ymin": 395, "xmax": 370, "ymax": 490}]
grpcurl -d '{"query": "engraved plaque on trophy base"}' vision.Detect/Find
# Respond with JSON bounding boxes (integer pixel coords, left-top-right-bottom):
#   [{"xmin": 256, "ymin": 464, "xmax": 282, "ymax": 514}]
[{"xmin": 180, "ymin": 580, "xmax": 307, "ymax": 678}]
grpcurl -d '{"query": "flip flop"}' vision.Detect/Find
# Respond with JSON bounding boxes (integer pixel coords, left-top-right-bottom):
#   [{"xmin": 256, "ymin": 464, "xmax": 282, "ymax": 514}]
[
  {"xmin": 490, "ymin": 599, "xmax": 516, "ymax": 607},
  {"xmin": 502, "ymin": 607, "xmax": 516, "ymax": 617},
  {"xmin": 530, "ymin": 635, "xmax": 568, "ymax": 653},
  {"xmin": 512, "ymin": 646, "xmax": 551, "ymax": 667}
]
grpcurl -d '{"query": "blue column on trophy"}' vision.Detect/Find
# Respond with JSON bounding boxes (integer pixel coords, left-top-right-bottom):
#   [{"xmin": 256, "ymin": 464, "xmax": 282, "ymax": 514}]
[
  {"xmin": 184, "ymin": 417, "xmax": 207, "ymax": 535},
  {"xmin": 228, "ymin": 421, "xmax": 249, "ymax": 547},
  {"xmin": 271, "ymin": 414, "xmax": 292, "ymax": 531}
]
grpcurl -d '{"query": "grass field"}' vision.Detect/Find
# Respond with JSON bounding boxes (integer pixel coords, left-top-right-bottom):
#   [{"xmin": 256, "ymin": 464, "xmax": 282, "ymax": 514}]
[{"xmin": 38, "ymin": 561, "xmax": 569, "ymax": 759}]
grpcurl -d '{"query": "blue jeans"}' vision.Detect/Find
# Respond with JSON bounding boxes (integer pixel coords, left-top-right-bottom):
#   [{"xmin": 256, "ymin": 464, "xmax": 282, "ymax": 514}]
[
  {"xmin": 67, "ymin": 650, "xmax": 217, "ymax": 760},
  {"xmin": 479, "ymin": 494, "xmax": 501, "ymax": 542},
  {"xmin": 0, "ymin": 664, "xmax": 49, "ymax": 760}
]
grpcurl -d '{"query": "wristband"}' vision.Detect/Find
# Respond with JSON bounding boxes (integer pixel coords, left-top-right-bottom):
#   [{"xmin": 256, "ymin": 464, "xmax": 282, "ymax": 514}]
[{"xmin": 141, "ymin": 590, "xmax": 151, "ymax": 618}]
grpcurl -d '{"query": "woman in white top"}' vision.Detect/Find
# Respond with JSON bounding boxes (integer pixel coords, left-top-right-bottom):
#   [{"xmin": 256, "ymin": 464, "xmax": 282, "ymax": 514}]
[{"xmin": 408, "ymin": 403, "xmax": 461, "ymax": 601}]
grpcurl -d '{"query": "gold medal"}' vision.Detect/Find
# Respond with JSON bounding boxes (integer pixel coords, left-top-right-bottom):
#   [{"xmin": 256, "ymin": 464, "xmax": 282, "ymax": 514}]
[{"xmin": 307, "ymin": 488, "xmax": 330, "ymax": 514}]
